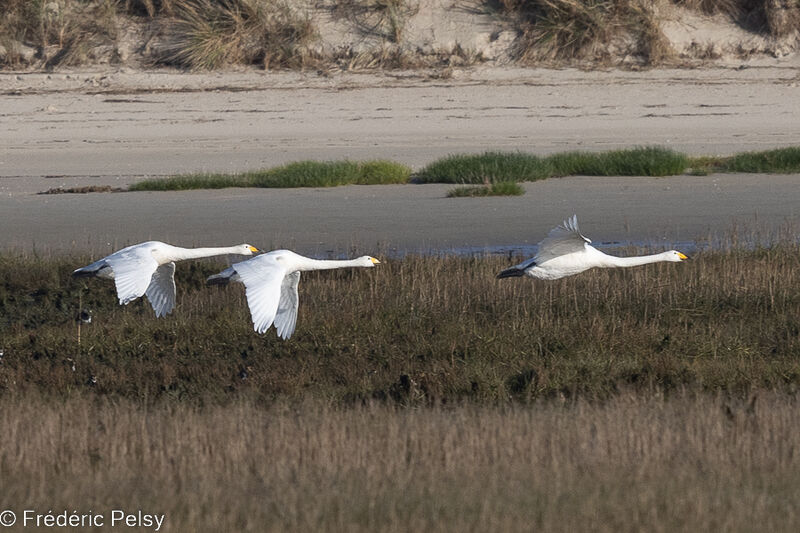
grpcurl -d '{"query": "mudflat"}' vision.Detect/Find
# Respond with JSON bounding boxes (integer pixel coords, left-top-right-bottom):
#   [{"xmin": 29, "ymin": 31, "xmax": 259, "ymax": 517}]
[
  {"xmin": 1, "ymin": 65, "xmax": 798, "ymax": 253},
  {"xmin": 1, "ymin": 175, "xmax": 797, "ymax": 255}
]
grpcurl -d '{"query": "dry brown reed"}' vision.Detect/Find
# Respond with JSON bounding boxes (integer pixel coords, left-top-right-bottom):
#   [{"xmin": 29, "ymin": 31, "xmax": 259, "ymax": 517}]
[{"xmin": 1, "ymin": 392, "xmax": 799, "ymax": 531}]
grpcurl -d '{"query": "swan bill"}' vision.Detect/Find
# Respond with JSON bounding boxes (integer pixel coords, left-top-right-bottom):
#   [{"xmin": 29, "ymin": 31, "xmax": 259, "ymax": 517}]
[{"xmin": 496, "ymin": 267, "xmax": 525, "ymax": 279}]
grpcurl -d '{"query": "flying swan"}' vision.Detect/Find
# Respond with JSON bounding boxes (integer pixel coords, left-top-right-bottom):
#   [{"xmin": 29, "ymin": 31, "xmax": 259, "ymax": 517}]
[
  {"xmin": 497, "ymin": 215, "xmax": 687, "ymax": 280},
  {"xmin": 73, "ymin": 241, "xmax": 259, "ymax": 317},
  {"xmin": 207, "ymin": 250, "xmax": 380, "ymax": 339}
]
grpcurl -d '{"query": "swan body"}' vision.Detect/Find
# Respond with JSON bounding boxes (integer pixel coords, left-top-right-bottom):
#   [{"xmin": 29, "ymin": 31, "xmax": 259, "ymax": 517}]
[
  {"xmin": 74, "ymin": 241, "xmax": 259, "ymax": 317},
  {"xmin": 497, "ymin": 215, "xmax": 687, "ymax": 280},
  {"xmin": 207, "ymin": 249, "xmax": 380, "ymax": 339}
]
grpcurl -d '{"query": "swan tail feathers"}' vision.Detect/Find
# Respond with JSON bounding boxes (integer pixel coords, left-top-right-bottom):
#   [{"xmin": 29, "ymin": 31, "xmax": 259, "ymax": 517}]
[
  {"xmin": 496, "ymin": 267, "xmax": 526, "ymax": 279},
  {"xmin": 72, "ymin": 260, "xmax": 111, "ymax": 278},
  {"xmin": 206, "ymin": 267, "xmax": 237, "ymax": 286}
]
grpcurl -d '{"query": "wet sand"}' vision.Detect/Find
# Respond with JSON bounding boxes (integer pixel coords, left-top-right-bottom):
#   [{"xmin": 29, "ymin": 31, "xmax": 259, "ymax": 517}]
[
  {"xmin": 1, "ymin": 65, "xmax": 799, "ymax": 254},
  {"xmin": 1, "ymin": 174, "xmax": 797, "ymax": 255}
]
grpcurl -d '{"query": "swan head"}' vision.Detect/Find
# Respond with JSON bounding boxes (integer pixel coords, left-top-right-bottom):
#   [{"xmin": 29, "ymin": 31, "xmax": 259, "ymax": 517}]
[
  {"xmin": 358, "ymin": 256, "xmax": 381, "ymax": 267},
  {"xmin": 666, "ymin": 250, "xmax": 689, "ymax": 262},
  {"xmin": 236, "ymin": 244, "xmax": 260, "ymax": 256}
]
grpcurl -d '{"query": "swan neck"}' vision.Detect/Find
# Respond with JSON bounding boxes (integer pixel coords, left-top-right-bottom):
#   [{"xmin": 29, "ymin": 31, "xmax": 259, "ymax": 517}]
[
  {"xmin": 605, "ymin": 252, "xmax": 670, "ymax": 268},
  {"xmin": 299, "ymin": 258, "xmax": 364, "ymax": 271},
  {"xmin": 172, "ymin": 246, "xmax": 243, "ymax": 261}
]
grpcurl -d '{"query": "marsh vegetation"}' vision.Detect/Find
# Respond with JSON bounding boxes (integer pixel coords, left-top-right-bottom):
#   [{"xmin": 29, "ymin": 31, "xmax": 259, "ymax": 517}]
[
  {"xmin": 2, "ymin": 236, "xmax": 799, "ymax": 403},
  {"xmin": 2, "ymin": 229, "xmax": 800, "ymax": 529}
]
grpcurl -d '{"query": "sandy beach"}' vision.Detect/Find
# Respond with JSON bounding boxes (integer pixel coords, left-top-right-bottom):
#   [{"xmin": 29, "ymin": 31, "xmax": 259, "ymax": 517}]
[{"xmin": 1, "ymin": 64, "xmax": 799, "ymax": 253}]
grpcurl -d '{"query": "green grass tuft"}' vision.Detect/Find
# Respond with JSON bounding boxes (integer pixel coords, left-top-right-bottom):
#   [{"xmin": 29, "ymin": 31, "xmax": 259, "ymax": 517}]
[
  {"xmin": 128, "ymin": 173, "xmax": 252, "ymax": 191},
  {"xmin": 129, "ymin": 160, "xmax": 411, "ymax": 191},
  {"xmin": 418, "ymin": 147, "xmax": 688, "ymax": 184},
  {"xmin": 415, "ymin": 152, "xmax": 551, "ymax": 184},
  {"xmin": 447, "ymin": 182, "xmax": 525, "ymax": 197},
  {"xmin": 721, "ymin": 147, "xmax": 800, "ymax": 174},
  {"xmin": 250, "ymin": 159, "xmax": 411, "ymax": 187},
  {"xmin": 546, "ymin": 147, "xmax": 688, "ymax": 177},
  {"xmin": 688, "ymin": 147, "xmax": 800, "ymax": 175}
]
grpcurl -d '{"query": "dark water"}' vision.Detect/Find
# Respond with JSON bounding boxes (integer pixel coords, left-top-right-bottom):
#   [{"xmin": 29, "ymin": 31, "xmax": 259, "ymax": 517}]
[{"xmin": 317, "ymin": 240, "xmax": 706, "ymax": 260}]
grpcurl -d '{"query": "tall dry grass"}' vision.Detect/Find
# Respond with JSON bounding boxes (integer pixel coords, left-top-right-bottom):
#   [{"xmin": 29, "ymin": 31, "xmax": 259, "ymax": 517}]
[{"xmin": 1, "ymin": 392, "xmax": 799, "ymax": 531}]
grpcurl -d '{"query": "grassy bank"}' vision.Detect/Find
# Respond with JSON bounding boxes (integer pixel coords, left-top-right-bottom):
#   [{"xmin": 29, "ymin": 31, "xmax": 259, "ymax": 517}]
[
  {"xmin": 122, "ymin": 147, "xmax": 800, "ymax": 194},
  {"xmin": 1, "ymin": 392, "xmax": 798, "ymax": 532},
  {"xmin": 1, "ymin": 240, "xmax": 799, "ymax": 404}
]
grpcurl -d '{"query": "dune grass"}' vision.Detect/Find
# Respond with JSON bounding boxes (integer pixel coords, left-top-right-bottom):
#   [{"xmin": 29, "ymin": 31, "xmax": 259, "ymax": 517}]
[
  {"xmin": 493, "ymin": 0, "xmax": 675, "ymax": 65},
  {"xmin": 447, "ymin": 181, "xmax": 525, "ymax": 197},
  {"xmin": 160, "ymin": 0, "xmax": 315, "ymax": 70}
]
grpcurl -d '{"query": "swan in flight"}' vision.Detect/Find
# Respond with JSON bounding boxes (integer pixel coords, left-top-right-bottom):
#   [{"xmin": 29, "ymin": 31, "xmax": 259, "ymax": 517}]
[
  {"xmin": 497, "ymin": 215, "xmax": 687, "ymax": 280},
  {"xmin": 207, "ymin": 250, "xmax": 380, "ymax": 339},
  {"xmin": 73, "ymin": 241, "xmax": 259, "ymax": 317}
]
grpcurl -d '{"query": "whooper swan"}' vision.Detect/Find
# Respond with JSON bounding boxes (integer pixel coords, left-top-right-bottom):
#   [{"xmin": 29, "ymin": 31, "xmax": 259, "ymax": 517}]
[
  {"xmin": 73, "ymin": 241, "xmax": 259, "ymax": 317},
  {"xmin": 497, "ymin": 215, "xmax": 687, "ymax": 280},
  {"xmin": 207, "ymin": 249, "xmax": 380, "ymax": 339}
]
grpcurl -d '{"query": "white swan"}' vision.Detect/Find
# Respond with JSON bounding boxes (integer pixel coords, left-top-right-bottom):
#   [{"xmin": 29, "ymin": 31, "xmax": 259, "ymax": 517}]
[
  {"xmin": 497, "ymin": 215, "xmax": 687, "ymax": 280},
  {"xmin": 207, "ymin": 250, "xmax": 380, "ymax": 339},
  {"xmin": 73, "ymin": 241, "xmax": 259, "ymax": 317}
]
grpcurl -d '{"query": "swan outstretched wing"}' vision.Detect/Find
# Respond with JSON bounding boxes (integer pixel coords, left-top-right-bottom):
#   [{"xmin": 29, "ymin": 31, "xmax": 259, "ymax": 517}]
[
  {"xmin": 105, "ymin": 246, "xmax": 160, "ymax": 305},
  {"xmin": 534, "ymin": 215, "xmax": 591, "ymax": 264},
  {"xmin": 145, "ymin": 262, "xmax": 176, "ymax": 318},
  {"xmin": 232, "ymin": 255, "xmax": 285, "ymax": 334},
  {"xmin": 274, "ymin": 271, "xmax": 300, "ymax": 340}
]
